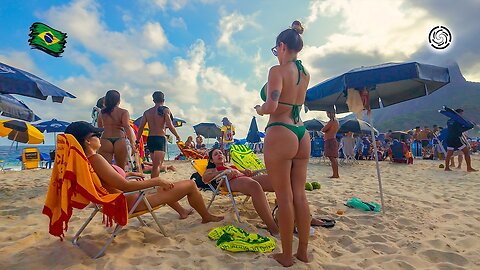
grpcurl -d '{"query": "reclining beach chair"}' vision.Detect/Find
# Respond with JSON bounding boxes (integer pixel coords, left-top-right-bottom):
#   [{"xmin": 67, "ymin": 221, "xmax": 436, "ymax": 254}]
[
  {"xmin": 43, "ymin": 134, "xmax": 167, "ymax": 259},
  {"xmin": 191, "ymin": 159, "xmax": 244, "ymax": 222},
  {"xmin": 177, "ymin": 141, "xmax": 208, "ymax": 160},
  {"xmin": 389, "ymin": 140, "xmax": 409, "ymax": 164}
]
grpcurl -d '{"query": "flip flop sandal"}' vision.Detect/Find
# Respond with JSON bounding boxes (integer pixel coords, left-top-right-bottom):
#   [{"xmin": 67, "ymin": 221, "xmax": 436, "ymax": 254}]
[{"xmin": 311, "ymin": 218, "xmax": 336, "ymax": 228}]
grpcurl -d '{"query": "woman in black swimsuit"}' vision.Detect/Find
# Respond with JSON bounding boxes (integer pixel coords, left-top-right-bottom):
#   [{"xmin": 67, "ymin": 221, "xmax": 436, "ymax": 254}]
[{"xmin": 98, "ymin": 90, "xmax": 136, "ymax": 170}]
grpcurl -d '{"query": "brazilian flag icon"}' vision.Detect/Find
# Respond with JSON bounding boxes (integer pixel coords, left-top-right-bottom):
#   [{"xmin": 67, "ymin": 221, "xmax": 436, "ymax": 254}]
[{"xmin": 28, "ymin": 22, "xmax": 67, "ymax": 57}]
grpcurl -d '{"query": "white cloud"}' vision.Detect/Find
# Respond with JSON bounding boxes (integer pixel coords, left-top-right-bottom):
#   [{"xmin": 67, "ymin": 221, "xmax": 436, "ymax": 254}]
[
  {"xmin": 217, "ymin": 11, "xmax": 254, "ymax": 52},
  {"xmin": 143, "ymin": 22, "xmax": 169, "ymax": 48},
  {"xmin": 170, "ymin": 17, "xmax": 187, "ymax": 29}
]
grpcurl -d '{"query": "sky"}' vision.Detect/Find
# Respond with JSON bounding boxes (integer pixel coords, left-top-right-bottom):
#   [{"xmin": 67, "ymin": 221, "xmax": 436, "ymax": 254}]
[{"xmin": 1, "ymin": 0, "xmax": 479, "ymax": 146}]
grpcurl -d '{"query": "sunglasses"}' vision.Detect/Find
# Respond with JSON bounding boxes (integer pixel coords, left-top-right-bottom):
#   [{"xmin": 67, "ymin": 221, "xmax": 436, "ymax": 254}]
[
  {"xmin": 271, "ymin": 46, "xmax": 278, "ymax": 56},
  {"xmin": 89, "ymin": 132, "xmax": 102, "ymax": 138}
]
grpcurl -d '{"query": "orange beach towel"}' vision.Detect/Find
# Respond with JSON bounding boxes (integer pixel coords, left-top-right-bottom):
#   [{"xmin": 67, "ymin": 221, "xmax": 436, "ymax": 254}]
[{"xmin": 42, "ymin": 134, "xmax": 128, "ymax": 240}]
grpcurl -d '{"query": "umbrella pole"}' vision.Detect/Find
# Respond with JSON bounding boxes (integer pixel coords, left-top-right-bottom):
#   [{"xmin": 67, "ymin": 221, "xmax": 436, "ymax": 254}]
[{"xmin": 368, "ymin": 113, "xmax": 385, "ymax": 213}]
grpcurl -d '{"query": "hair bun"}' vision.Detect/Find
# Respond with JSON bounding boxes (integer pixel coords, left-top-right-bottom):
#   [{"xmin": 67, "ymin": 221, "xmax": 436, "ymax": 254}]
[{"xmin": 291, "ymin": 20, "xmax": 304, "ymax": 34}]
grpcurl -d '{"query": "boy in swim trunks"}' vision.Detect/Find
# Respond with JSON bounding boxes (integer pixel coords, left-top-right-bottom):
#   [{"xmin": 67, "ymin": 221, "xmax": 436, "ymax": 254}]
[{"xmin": 321, "ymin": 111, "xmax": 340, "ymax": 178}]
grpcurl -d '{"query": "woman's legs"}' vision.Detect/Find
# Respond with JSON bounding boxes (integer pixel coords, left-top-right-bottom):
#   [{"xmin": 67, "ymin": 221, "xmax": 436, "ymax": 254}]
[
  {"xmin": 264, "ymin": 126, "xmax": 299, "ymax": 267},
  {"xmin": 113, "ymin": 138, "xmax": 128, "ymax": 170},
  {"xmin": 291, "ymin": 134, "xmax": 311, "ymax": 262},
  {"xmin": 141, "ymin": 180, "xmax": 223, "ymax": 223},
  {"xmin": 229, "ymin": 177, "xmax": 278, "ymax": 235}
]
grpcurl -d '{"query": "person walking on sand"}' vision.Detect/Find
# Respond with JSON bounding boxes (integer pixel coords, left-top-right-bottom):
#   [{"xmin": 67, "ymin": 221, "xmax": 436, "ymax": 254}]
[
  {"xmin": 137, "ymin": 91, "xmax": 181, "ymax": 178},
  {"xmin": 444, "ymin": 108, "xmax": 477, "ymax": 172},
  {"xmin": 322, "ymin": 111, "xmax": 340, "ymax": 178},
  {"xmin": 254, "ymin": 20, "xmax": 311, "ymax": 267}
]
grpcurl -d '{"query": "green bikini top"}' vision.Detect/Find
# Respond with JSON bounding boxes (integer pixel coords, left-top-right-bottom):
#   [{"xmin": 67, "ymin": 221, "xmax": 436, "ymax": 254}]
[{"xmin": 260, "ymin": 59, "xmax": 307, "ymax": 124}]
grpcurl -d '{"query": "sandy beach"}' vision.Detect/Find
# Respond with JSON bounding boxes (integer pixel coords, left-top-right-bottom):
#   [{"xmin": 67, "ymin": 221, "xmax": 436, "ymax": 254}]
[{"xmin": 0, "ymin": 156, "xmax": 479, "ymax": 269}]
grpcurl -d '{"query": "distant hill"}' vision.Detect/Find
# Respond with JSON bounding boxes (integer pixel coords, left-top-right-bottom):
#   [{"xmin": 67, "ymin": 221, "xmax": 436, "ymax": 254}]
[{"xmin": 373, "ymin": 63, "xmax": 480, "ymax": 131}]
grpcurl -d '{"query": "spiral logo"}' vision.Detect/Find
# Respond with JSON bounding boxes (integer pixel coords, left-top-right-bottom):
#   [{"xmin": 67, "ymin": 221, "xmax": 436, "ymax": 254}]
[{"xmin": 429, "ymin": 26, "xmax": 452, "ymax": 50}]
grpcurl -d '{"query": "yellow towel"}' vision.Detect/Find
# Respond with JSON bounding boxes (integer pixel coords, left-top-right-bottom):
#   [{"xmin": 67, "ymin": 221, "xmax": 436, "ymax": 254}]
[{"xmin": 42, "ymin": 134, "xmax": 128, "ymax": 240}]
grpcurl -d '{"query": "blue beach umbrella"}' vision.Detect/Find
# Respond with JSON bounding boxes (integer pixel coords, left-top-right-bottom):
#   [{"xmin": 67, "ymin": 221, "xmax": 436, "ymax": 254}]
[
  {"xmin": 305, "ymin": 61, "xmax": 451, "ymax": 213},
  {"xmin": 246, "ymin": 117, "xmax": 261, "ymax": 143},
  {"xmin": 0, "ymin": 62, "xmax": 75, "ymax": 103},
  {"xmin": 34, "ymin": 119, "xmax": 70, "ymax": 133},
  {"xmin": 0, "ymin": 93, "xmax": 41, "ymax": 122},
  {"xmin": 34, "ymin": 118, "xmax": 70, "ymax": 145}
]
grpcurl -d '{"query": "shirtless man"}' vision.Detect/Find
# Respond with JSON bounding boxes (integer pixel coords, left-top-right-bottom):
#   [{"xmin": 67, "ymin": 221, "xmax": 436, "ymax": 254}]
[
  {"xmin": 136, "ymin": 91, "xmax": 192, "ymax": 219},
  {"xmin": 137, "ymin": 91, "xmax": 181, "ymax": 178},
  {"xmin": 321, "ymin": 111, "xmax": 340, "ymax": 178}
]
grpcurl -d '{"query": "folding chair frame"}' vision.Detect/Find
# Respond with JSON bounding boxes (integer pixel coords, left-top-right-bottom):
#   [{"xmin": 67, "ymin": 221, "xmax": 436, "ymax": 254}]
[
  {"xmin": 205, "ymin": 171, "xmax": 243, "ymax": 222},
  {"xmin": 72, "ymin": 185, "xmax": 167, "ymax": 259}
]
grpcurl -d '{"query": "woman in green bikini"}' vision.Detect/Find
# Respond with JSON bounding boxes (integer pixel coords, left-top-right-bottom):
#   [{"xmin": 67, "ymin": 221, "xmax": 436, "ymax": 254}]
[{"xmin": 254, "ymin": 20, "xmax": 311, "ymax": 267}]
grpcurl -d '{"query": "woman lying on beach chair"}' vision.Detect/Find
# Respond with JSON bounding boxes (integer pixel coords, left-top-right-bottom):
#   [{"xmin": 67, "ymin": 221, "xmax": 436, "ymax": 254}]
[
  {"xmin": 388, "ymin": 139, "xmax": 413, "ymax": 164},
  {"xmin": 203, "ymin": 148, "xmax": 279, "ymax": 236},
  {"xmin": 65, "ymin": 121, "xmax": 224, "ymax": 223}
]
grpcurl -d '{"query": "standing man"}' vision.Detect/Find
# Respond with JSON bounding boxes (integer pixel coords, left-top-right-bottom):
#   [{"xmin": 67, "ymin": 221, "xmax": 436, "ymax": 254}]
[
  {"xmin": 137, "ymin": 91, "xmax": 181, "ymax": 178},
  {"xmin": 220, "ymin": 117, "xmax": 235, "ymax": 163},
  {"xmin": 444, "ymin": 108, "xmax": 477, "ymax": 172},
  {"xmin": 321, "ymin": 111, "xmax": 340, "ymax": 178}
]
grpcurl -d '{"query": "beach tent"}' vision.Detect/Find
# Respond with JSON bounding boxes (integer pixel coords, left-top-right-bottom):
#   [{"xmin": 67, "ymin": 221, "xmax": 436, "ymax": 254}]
[{"xmin": 305, "ymin": 62, "xmax": 450, "ymax": 212}]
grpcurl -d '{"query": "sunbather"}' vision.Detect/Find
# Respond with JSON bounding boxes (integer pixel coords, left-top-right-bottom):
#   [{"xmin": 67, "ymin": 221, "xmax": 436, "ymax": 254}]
[
  {"xmin": 65, "ymin": 121, "xmax": 223, "ymax": 223},
  {"xmin": 203, "ymin": 149, "xmax": 279, "ymax": 236}
]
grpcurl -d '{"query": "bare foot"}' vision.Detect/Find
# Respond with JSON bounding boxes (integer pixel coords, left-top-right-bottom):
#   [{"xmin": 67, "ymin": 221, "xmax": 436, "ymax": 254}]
[
  {"xmin": 294, "ymin": 252, "xmax": 311, "ymax": 263},
  {"xmin": 201, "ymin": 214, "xmax": 224, "ymax": 223},
  {"xmin": 444, "ymin": 168, "xmax": 452, "ymax": 171},
  {"xmin": 329, "ymin": 175, "xmax": 340, "ymax": 178},
  {"xmin": 269, "ymin": 253, "xmax": 294, "ymax": 267},
  {"xmin": 179, "ymin": 208, "xmax": 194, "ymax": 219},
  {"xmin": 467, "ymin": 168, "xmax": 478, "ymax": 172},
  {"xmin": 167, "ymin": 165, "xmax": 177, "ymax": 172}
]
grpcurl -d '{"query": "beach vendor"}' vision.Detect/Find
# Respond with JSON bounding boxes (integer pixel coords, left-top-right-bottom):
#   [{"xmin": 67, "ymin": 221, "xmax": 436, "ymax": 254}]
[
  {"xmin": 254, "ymin": 20, "xmax": 311, "ymax": 267},
  {"xmin": 444, "ymin": 108, "xmax": 477, "ymax": 172},
  {"xmin": 220, "ymin": 117, "xmax": 235, "ymax": 163}
]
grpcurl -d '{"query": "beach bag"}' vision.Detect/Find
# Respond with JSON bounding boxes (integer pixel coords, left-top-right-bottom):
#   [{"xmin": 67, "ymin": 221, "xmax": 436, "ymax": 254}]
[
  {"xmin": 346, "ymin": 197, "xmax": 381, "ymax": 212},
  {"xmin": 208, "ymin": 225, "xmax": 276, "ymax": 253}
]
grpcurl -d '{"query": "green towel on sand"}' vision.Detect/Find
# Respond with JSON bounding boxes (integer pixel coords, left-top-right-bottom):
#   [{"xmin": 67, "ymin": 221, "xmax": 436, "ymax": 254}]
[
  {"xmin": 346, "ymin": 197, "xmax": 381, "ymax": 212},
  {"xmin": 208, "ymin": 225, "xmax": 276, "ymax": 253}
]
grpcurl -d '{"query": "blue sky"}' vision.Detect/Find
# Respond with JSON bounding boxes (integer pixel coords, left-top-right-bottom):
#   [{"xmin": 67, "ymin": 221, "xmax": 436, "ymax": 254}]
[{"xmin": 1, "ymin": 0, "xmax": 479, "ymax": 146}]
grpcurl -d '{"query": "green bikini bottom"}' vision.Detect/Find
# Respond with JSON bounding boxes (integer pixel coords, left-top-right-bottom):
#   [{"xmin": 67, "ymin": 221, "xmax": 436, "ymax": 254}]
[{"xmin": 265, "ymin": 122, "xmax": 306, "ymax": 141}]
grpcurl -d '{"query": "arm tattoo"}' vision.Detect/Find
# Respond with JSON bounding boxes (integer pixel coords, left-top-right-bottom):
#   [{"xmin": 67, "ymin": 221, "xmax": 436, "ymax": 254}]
[{"xmin": 270, "ymin": 90, "xmax": 281, "ymax": 101}]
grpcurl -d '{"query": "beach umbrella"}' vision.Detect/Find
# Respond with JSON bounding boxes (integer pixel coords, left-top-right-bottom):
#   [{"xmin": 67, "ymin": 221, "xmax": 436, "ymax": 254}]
[
  {"xmin": 338, "ymin": 118, "xmax": 379, "ymax": 135},
  {"xmin": 304, "ymin": 119, "xmax": 325, "ymax": 131},
  {"xmin": 0, "ymin": 62, "xmax": 76, "ymax": 103},
  {"xmin": 0, "ymin": 93, "xmax": 41, "ymax": 122},
  {"xmin": 34, "ymin": 118, "xmax": 70, "ymax": 133},
  {"xmin": 246, "ymin": 117, "xmax": 261, "ymax": 143},
  {"xmin": 0, "ymin": 119, "xmax": 44, "ymax": 144},
  {"xmin": 34, "ymin": 118, "xmax": 70, "ymax": 145},
  {"xmin": 305, "ymin": 61, "xmax": 450, "ymax": 213},
  {"xmin": 193, "ymin": 123, "xmax": 221, "ymax": 139}
]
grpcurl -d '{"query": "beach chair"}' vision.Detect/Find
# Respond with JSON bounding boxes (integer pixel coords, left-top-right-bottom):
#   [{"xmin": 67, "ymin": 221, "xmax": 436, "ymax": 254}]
[
  {"xmin": 43, "ymin": 134, "xmax": 167, "ymax": 259},
  {"xmin": 229, "ymin": 144, "xmax": 266, "ymax": 172},
  {"xmin": 177, "ymin": 141, "xmax": 208, "ymax": 160},
  {"xmin": 389, "ymin": 140, "xmax": 408, "ymax": 164},
  {"xmin": 21, "ymin": 147, "xmax": 41, "ymax": 169},
  {"xmin": 191, "ymin": 159, "xmax": 244, "ymax": 222}
]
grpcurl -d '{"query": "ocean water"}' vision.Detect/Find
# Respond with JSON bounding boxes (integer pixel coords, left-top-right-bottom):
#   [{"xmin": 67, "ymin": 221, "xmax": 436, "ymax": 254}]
[{"xmin": 0, "ymin": 144, "xmax": 182, "ymax": 171}]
